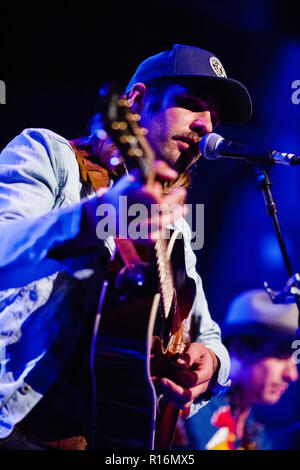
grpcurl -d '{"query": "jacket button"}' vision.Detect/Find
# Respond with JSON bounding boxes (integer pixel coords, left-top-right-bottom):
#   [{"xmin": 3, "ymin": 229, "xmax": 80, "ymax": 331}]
[{"xmin": 19, "ymin": 384, "xmax": 31, "ymax": 394}]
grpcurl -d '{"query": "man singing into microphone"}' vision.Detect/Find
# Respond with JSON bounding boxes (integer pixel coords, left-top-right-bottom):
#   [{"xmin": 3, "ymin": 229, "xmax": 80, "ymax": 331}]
[{"xmin": 0, "ymin": 44, "xmax": 252, "ymax": 449}]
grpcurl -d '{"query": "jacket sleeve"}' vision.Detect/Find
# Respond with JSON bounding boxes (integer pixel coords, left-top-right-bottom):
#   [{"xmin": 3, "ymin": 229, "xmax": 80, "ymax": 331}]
[
  {"xmin": 177, "ymin": 217, "xmax": 231, "ymax": 416},
  {"xmin": 0, "ymin": 129, "xmax": 100, "ymax": 289}
]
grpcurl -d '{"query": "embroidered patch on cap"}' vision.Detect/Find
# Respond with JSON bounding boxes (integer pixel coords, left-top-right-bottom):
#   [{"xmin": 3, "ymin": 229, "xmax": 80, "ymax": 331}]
[{"xmin": 210, "ymin": 57, "xmax": 227, "ymax": 77}]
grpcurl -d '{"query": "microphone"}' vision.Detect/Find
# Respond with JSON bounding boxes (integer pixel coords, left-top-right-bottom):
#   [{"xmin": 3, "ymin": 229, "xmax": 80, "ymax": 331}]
[{"xmin": 199, "ymin": 133, "xmax": 300, "ymax": 166}]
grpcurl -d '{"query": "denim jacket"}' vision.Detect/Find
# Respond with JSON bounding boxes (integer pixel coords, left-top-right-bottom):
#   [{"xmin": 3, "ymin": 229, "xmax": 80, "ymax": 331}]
[{"xmin": 0, "ymin": 128, "xmax": 230, "ymax": 438}]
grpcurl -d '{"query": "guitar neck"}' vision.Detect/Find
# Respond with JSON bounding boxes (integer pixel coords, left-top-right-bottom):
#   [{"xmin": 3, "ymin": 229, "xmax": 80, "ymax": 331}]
[{"xmin": 155, "ymin": 238, "xmax": 175, "ymax": 320}]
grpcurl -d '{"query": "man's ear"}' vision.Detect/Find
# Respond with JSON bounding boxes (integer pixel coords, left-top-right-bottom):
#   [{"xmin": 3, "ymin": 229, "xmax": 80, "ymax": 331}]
[{"xmin": 127, "ymin": 82, "xmax": 147, "ymax": 113}]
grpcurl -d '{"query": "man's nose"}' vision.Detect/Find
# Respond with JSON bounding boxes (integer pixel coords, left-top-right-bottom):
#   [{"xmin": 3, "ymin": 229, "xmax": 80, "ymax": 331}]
[
  {"xmin": 190, "ymin": 111, "xmax": 213, "ymax": 136},
  {"xmin": 284, "ymin": 357, "xmax": 299, "ymax": 383}
]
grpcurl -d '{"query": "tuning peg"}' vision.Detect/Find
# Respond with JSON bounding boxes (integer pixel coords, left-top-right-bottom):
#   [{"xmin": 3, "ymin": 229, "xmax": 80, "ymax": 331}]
[
  {"xmin": 111, "ymin": 121, "xmax": 128, "ymax": 131},
  {"xmin": 128, "ymin": 148, "xmax": 143, "ymax": 157},
  {"xmin": 117, "ymin": 98, "xmax": 131, "ymax": 107},
  {"xmin": 126, "ymin": 113, "xmax": 141, "ymax": 122}
]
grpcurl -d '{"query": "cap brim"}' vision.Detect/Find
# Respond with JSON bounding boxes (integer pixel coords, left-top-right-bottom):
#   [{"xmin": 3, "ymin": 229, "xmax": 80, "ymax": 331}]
[
  {"xmin": 134, "ymin": 74, "xmax": 252, "ymax": 123},
  {"xmin": 171, "ymin": 75, "xmax": 252, "ymax": 123}
]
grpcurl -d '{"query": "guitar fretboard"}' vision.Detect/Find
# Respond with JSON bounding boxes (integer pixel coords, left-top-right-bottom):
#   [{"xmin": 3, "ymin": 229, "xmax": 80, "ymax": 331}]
[{"xmin": 155, "ymin": 238, "xmax": 174, "ymax": 319}]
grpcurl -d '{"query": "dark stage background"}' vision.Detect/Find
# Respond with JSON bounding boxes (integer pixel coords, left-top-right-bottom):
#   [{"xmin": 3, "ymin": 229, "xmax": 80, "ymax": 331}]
[{"xmin": 1, "ymin": 0, "xmax": 300, "ymax": 449}]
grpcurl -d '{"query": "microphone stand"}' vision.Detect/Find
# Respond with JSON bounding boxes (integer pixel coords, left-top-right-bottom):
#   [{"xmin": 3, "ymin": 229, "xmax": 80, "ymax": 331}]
[{"xmin": 250, "ymin": 161, "xmax": 300, "ymax": 328}]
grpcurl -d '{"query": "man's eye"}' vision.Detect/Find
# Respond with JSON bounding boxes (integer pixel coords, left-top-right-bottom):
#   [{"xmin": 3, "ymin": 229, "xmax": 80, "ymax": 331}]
[
  {"xmin": 176, "ymin": 97, "xmax": 201, "ymax": 111},
  {"xmin": 175, "ymin": 96, "xmax": 220, "ymax": 127}
]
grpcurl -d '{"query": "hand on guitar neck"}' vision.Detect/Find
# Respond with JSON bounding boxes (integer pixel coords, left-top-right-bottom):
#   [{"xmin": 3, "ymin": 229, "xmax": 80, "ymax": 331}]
[
  {"xmin": 100, "ymin": 159, "xmax": 188, "ymax": 242},
  {"xmin": 49, "ymin": 160, "xmax": 187, "ymax": 258}
]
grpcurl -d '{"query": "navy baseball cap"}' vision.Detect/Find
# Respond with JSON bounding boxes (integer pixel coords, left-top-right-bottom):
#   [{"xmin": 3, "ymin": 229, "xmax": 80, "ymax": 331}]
[{"xmin": 126, "ymin": 44, "xmax": 252, "ymax": 123}]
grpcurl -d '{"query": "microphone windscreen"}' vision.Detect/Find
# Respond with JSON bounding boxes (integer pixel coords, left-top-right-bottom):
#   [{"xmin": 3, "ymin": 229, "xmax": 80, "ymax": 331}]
[{"xmin": 199, "ymin": 133, "xmax": 223, "ymax": 159}]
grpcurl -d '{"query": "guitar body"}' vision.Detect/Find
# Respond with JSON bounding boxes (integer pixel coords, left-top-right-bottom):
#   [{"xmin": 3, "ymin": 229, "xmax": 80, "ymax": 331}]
[{"xmin": 93, "ymin": 231, "xmax": 196, "ymax": 450}]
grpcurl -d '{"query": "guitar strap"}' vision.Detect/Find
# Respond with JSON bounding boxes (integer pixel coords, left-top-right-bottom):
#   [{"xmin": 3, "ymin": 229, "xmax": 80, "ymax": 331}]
[
  {"xmin": 70, "ymin": 141, "xmax": 142, "ymax": 266},
  {"xmin": 69, "ymin": 141, "xmax": 110, "ymax": 191}
]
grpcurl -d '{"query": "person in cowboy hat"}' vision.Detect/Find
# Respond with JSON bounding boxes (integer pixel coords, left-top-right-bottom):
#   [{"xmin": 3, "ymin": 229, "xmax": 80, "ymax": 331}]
[{"xmin": 184, "ymin": 289, "xmax": 299, "ymax": 450}]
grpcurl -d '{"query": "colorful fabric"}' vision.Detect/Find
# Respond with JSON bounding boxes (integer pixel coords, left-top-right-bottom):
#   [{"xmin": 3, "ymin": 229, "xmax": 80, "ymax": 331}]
[{"xmin": 185, "ymin": 391, "xmax": 273, "ymax": 450}]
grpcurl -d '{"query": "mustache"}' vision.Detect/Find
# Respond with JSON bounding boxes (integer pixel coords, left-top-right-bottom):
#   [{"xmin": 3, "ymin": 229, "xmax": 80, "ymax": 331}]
[{"xmin": 173, "ymin": 132, "xmax": 201, "ymax": 145}]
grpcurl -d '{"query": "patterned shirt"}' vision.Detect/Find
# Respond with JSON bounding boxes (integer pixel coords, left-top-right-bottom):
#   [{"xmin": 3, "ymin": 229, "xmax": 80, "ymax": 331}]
[{"xmin": 185, "ymin": 390, "xmax": 273, "ymax": 450}]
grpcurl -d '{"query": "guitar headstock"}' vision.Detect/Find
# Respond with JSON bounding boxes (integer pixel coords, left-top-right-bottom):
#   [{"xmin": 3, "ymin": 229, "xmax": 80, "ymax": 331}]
[{"xmin": 100, "ymin": 83, "xmax": 155, "ymax": 182}]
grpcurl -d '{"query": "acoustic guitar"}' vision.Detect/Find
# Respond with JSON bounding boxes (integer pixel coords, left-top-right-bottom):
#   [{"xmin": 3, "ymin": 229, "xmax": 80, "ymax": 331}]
[{"xmin": 93, "ymin": 89, "xmax": 196, "ymax": 450}]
